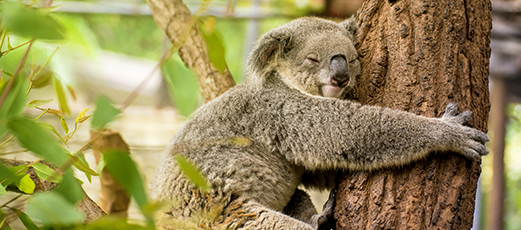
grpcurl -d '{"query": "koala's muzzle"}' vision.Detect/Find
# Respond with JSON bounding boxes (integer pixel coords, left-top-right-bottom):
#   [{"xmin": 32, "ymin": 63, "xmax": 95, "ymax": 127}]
[{"xmin": 330, "ymin": 55, "xmax": 349, "ymax": 87}]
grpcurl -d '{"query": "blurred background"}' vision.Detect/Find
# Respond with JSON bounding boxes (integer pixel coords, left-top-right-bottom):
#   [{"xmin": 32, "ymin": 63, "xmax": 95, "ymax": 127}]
[{"xmin": 0, "ymin": 0, "xmax": 520, "ymax": 229}]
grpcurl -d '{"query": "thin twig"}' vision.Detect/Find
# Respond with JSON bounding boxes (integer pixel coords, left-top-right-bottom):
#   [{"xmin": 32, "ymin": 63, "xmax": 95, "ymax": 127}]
[
  {"xmin": 0, "ymin": 40, "xmax": 34, "ymax": 108},
  {"xmin": 0, "ymin": 40, "xmax": 32, "ymax": 55},
  {"xmin": 0, "ymin": 194, "xmax": 23, "ymax": 208}
]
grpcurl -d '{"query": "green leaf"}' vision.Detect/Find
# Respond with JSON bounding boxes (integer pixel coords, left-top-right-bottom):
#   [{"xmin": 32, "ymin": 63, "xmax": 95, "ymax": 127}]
[
  {"xmin": 175, "ymin": 155, "xmax": 210, "ymax": 192},
  {"xmin": 7, "ymin": 38, "xmax": 12, "ymax": 50},
  {"xmin": 9, "ymin": 207, "xmax": 40, "ymax": 230},
  {"xmin": 162, "ymin": 56, "xmax": 200, "ymax": 117},
  {"xmin": 200, "ymin": 27, "xmax": 227, "ymax": 73},
  {"xmin": 70, "ymin": 152, "xmax": 98, "ymax": 183},
  {"xmin": 0, "ymin": 76, "xmax": 28, "ymax": 138},
  {"xmin": 32, "ymin": 163, "xmax": 62, "ymax": 183},
  {"xmin": 0, "ymin": 163, "xmax": 19, "ymax": 184},
  {"xmin": 60, "ymin": 117, "xmax": 69, "ymax": 134},
  {"xmin": 7, "ymin": 116, "xmax": 69, "ymax": 166},
  {"xmin": 52, "ymin": 76, "xmax": 70, "ymax": 115},
  {"xmin": 91, "ymin": 96, "xmax": 120, "ymax": 130},
  {"xmin": 16, "ymin": 174, "xmax": 35, "ymax": 194},
  {"xmin": 54, "ymin": 169, "xmax": 84, "ymax": 204},
  {"xmin": 84, "ymin": 217, "xmax": 153, "ymax": 230},
  {"xmin": 0, "ymin": 185, "xmax": 6, "ymax": 195},
  {"xmin": 36, "ymin": 122, "xmax": 67, "ymax": 146},
  {"xmin": 0, "ymin": 2, "xmax": 65, "ymax": 40},
  {"xmin": 103, "ymin": 150, "xmax": 154, "ymax": 227},
  {"xmin": 26, "ymin": 99, "xmax": 53, "ymax": 108},
  {"xmin": 31, "ymin": 68, "xmax": 53, "ymax": 88},
  {"xmin": 26, "ymin": 192, "xmax": 83, "ymax": 226}
]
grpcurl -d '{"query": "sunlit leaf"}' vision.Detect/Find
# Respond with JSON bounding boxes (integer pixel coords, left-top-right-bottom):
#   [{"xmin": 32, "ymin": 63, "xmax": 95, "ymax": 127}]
[
  {"xmin": 9, "ymin": 207, "xmax": 40, "ymax": 230},
  {"xmin": 16, "ymin": 174, "xmax": 35, "ymax": 194},
  {"xmin": 32, "ymin": 163, "xmax": 62, "ymax": 183},
  {"xmin": 0, "ymin": 2, "xmax": 65, "ymax": 40},
  {"xmin": 200, "ymin": 27, "xmax": 227, "ymax": 73},
  {"xmin": 76, "ymin": 108, "xmax": 90, "ymax": 123},
  {"xmin": 7, "ymin": 38, "xmax": 12, "ymax": 50},
  {"xmin": 7, "ymin": 116, "xmax": 68, "ymax": 166},
  {"xmin": 60, "ymin": 117, "xmax": 69, "ymax": 134},
  {"xmin": 0, "ymin": 185, "xmax": 6, "ymax": 195},
  {"xmin": 26, "ymin": 192, "xmax": 83, "ymax": 226},
  {"xmin": 77, "ymin": 115, "xmax": 91, "ymax": 123},
  {"xmin": 175, "ymin": 155, "xmax": 210, "ymax": 192},
  {"xmin": 54, "ymin": 169, "xmax": 84, "ymax": 204},
  {"xmin": 52, "ymin": 76, "xmax": 70, "ymax": 115},
  {"xmin": 91, "ymin": 96, "xmax": 120, "ymax": 130},
  {"xmin": 26, "ymin": 99, "xmax": 53, "ymax": 108}
]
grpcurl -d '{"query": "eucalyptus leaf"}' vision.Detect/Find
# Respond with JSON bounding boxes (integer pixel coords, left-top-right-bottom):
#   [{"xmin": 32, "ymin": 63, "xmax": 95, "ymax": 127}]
[
  {"xmin": 54, "ymin": 169, "xmax": 84, "ymax": 204},
  {"xmin": 200, "ymin": 28, "xmax": 227, "ymax": 73},
  {"xmin": 91, "ymin": 96, "xmax": 120, "ymax": 130},
  {"xmin": 103, "ymin": 150, "xmax": 154, "ymax": 227},
  {"xmin": 16, "ymin": 174, "xmax": 35, "ymax": 194},
  {"xmin": 0, "ymin": 2, "xmax": 65, "ymax": 40},
  {"xmin": 32, "ymin": 163, "xmax": 62, "ymax": 183},
  {"xmin": 52, "ymin": 76, "xmax": 70, "ymax": 115},
  {"xmin": 26, "ymin": 99, "xmax": 53, "ymax": 108},
  {"xmin": 0, "ymin": 76, "xmax": 27, "ymax": 138},
  {"xmin": 26, "ymin": 192, "xmax": 83, "ymax": 226},
  {"xmin": 175, "ymin": 155, "xmax": 210, "ymax": 192},
  {"xmin": 162, "ymin": 56, "xmax": 200, "ymax": 117},
  {"xmin": 8, "ymin": 207, "xmax": 40, "ymax": 230},
  {"xmin": 7, "ymin": 116, "xmax": 69, "ymax": 166},
  {"xmin": 0, "ymin": 185, "xmax": 6, "ymax": 195}
]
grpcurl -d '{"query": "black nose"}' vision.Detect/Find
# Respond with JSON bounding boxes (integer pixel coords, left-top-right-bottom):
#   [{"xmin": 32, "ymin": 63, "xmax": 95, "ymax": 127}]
[{"xmin": 330, "ymin": 55, "xmax": 349, "ymax": 86}]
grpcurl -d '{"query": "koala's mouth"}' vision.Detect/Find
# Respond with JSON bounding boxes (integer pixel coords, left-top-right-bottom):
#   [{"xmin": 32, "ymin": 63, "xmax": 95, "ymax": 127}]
[{"xmin": 322, "ymin": 84, "xmax": 345, "ymax": 98}]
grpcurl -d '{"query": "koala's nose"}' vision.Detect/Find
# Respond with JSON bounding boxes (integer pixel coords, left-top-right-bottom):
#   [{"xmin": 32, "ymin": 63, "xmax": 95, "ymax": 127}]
[{"xmin": 330, "ymin": 55, "xmax": 349, "ymax": 87}]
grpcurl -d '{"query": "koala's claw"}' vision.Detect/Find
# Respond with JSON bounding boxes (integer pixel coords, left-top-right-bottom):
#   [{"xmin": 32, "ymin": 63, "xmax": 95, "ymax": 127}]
[
  {"xmin": 442, "ymin": 103, "xmax": 474, "ymax": 125},
  {"xmin": 443, "ymin": 102, "xmax": 459, "ymax": 117}
]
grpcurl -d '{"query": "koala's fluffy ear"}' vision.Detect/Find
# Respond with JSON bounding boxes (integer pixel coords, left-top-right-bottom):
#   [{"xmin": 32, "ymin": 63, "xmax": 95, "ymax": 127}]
[
  {"xmin": 247, "ymin": 28, "xmax": 292, "ymax": 75},
  {"xmin": 339, "ymin": 15, "xmax": 357, "ymax": 40}
]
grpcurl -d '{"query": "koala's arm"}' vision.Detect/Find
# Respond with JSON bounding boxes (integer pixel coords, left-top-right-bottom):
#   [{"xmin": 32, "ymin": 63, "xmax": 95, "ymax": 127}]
[{"xmin": 276, "ymin": 98, "xmax": 489, "ymax": 171}]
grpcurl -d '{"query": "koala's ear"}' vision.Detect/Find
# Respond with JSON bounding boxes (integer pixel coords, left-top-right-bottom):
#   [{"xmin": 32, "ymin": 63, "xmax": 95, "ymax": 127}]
[
  {"xmin": 247, "ymin": 28, "xmax": 292, "ymax": 75},
  {"xmin": 339, "ymin": 15, "xmax": 357, "ymax": 40}
]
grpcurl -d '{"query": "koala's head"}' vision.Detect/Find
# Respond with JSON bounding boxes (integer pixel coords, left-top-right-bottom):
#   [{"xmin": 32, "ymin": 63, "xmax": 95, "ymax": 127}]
[{"xmin": 247, "ymin": 16, "xmax": 360, "ymax": 99}]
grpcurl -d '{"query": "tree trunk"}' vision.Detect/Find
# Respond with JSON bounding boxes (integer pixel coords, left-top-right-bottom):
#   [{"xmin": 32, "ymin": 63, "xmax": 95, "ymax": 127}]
[
  {"xmin": 334, "ymin": 0, "xmax": 491, "ymax": 229},
  {"xmin": 146, "ymin": 0, "xmax": 236, "ymax": 102}
]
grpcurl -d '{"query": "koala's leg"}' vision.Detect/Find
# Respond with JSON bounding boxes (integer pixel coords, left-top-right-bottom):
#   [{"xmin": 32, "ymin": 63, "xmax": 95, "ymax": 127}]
[
  {"xmin": 310, "ymin": 189, "xmax": 336, "ymax": 230},
  {"xmin": 240, "ymin": 201, "xmax": 315, "ymax": 230},
  {"xmin": 283, "ymin": 188, "xmax": 335, "ymax": 230},
  {"xmin": 283, "ymin": 188, "xmax": 318, "ymax": 222}
]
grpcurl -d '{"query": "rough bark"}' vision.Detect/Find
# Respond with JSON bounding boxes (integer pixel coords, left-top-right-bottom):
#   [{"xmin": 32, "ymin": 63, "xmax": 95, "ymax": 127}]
[
  {"xmin": 1, "ymin": 158, "xmax": 105, "ymax": 223},
  {"xmin": 334, "ymin": 0, "xmax": 491, "ymax": 229},
  {"xmin": 146, "ymin": 0, "xmax": 236, "ymax": 102}
]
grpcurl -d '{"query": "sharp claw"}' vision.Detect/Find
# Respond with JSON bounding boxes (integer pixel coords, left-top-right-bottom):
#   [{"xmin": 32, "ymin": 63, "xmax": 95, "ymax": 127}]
[{"xmin": 443, "ymin": 102, "xmax": 459, "ymax": 117}]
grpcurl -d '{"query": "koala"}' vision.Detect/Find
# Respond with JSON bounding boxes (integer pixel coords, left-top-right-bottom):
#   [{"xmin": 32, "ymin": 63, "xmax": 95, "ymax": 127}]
[{"xmin": 151, "ymin": 17, "xmax": 489, "ymax": 230}]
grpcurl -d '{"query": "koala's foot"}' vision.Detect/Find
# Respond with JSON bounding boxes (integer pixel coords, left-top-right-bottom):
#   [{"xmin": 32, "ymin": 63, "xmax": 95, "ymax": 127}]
[{"xmin": 311, "ymin": 189, "xmax": 336, "ymax": 230}]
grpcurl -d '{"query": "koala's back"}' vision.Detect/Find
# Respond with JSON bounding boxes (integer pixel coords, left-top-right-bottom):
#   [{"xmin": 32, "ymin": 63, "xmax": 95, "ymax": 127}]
[{"xmin": 151, "ymin": 82, "xmax": 305, "ymax": 222}]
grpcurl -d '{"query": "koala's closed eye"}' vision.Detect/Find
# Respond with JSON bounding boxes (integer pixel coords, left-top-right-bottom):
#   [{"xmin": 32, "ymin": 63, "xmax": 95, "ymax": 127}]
[{"xmin": 306, "ymin": 54, "xmax": 320, "ymax": 64}]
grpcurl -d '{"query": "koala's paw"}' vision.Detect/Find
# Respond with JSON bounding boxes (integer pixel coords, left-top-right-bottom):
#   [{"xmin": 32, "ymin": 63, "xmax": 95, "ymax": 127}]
[
  {"xmin": 311, "ymin": 189, "xmax": 336, "ymax": 230},
  {"xmin": 440, "ymin": 103, "xmax": 490, "ymax": 159}
]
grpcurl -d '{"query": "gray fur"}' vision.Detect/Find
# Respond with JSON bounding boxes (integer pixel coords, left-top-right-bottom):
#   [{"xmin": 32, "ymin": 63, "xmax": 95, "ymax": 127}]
[{"xmin": 151, "ymin": 17, "xmax": 489, "ymax": 229}]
